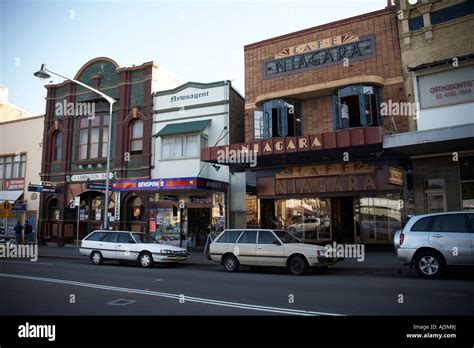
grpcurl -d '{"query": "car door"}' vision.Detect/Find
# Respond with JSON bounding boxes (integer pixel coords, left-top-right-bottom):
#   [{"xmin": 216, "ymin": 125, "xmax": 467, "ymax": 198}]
[
  {"xmin": 256, "ymin": 230, "xmax": 286, "ymax": 267},
  {"xmin": 235, "ymin": 230, "xmax": 257, "ymax": 265},
  {"xmin": 116, "ymin": 232, "xmax": 138, "ymax": 260},
  {"xmin": 99, "ymin": 232, "xmax": 119, "ymax": 259},
  {"xmin": 429, "ymin": 214, "xmax": 471, "ymax": 265}
]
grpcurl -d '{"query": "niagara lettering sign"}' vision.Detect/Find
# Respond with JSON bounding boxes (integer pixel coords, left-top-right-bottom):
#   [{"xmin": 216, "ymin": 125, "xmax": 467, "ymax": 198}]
[
  {"xmin": 201, "ymin": 127, "xmax": 383, "ymax": 163},
  {"xmin": 256, "ymin": 162, "xmax": 403, "ymax": 196},
  {"xmin": 264, "ymin": 35, "xmax": 375, "ymax": 78}
]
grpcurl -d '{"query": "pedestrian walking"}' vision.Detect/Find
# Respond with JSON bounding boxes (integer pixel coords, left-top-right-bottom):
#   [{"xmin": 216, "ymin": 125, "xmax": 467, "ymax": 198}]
[{"xmin": 14, "ymin": 221, "xmax": 23, "ymax": 244}]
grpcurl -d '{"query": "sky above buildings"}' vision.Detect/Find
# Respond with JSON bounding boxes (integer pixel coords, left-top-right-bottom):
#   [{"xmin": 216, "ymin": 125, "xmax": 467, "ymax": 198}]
[{"xmin": 1, "ymin": 0, "xmax": 386, "ymax": 115}]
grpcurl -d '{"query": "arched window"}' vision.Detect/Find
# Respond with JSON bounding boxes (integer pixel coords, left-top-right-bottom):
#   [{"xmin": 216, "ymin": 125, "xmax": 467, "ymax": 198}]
[
  {"xmin": 130, "ymin": 120, "xmax": 144, "ymax": 155},
  {"xmin": 53, "ymin": 132, "xmax": 63, "ymax": 161}
]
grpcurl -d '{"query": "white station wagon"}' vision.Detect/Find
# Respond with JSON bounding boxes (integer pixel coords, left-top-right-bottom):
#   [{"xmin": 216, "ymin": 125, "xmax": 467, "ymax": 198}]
[
  {"xmin": 80, "ymin": 230, "xmax": 189, "ymax": 267},
  {"xmin": 208, "ymin": 229, "xmax": 341, "ymax": 275}
]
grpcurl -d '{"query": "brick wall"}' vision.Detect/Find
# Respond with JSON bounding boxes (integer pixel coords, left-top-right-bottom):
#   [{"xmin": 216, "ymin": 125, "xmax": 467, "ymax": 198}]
[{"xmin": 244, "ymin": 7, "xmax": 406, "ymax": 142}]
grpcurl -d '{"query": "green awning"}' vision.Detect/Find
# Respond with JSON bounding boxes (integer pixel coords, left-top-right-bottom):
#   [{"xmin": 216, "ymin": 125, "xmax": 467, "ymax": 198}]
[{"xmin": 155, "ymin": 119, "xmax": 211, "ymax": 137}]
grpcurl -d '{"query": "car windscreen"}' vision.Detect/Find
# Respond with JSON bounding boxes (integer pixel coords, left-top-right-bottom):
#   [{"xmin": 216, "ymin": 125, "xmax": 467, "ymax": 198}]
[
  {"xmin": 274, "ymin": 230, "xmax": 301, "ymax": 243},
  {"xmin": 132, "ymin": 233, "xmax": 159, "ymax": 244}
]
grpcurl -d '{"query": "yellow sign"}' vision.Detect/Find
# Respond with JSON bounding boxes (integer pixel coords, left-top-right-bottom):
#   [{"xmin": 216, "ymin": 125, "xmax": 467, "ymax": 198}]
[
  {"xmin": 0, "ymin": 200, "xmax": 13, "ymax": 218},
  {"xmin": 275, "ymin": 34, "xmax": 359, "ymax": 59},
  {"xmin": 389, "ymin": 167, "xmax": 404, "ymax": 186}
]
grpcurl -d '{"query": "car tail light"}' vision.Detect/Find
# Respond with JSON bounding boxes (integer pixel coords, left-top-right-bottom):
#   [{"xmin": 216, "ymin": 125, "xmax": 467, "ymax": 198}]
[{"xmin": 399, "ymin": 232, "xmax": 405, "ymax": 246}]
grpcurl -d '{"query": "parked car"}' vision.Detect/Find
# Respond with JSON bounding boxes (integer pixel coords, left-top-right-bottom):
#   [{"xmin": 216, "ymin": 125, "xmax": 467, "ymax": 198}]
[
  {"xmin": 208, "ymin": 229, "xmax": 341, "ymax": 275},
  {"xmin": 394, "ymin": 212, "xmax": 474, "ymax": 279},
  {"xmin": 79, "ymin": 230, "xmax": 189, "ymax": 267},
  {"xmin": 288, "ymin": 218, "xmax": 321, "ymax": 239}
]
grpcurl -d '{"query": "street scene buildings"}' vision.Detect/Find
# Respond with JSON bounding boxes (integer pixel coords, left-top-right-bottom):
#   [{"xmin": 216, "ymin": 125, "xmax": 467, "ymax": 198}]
[{"xmin": 0, "ymin": 0, "xmax": 473, "ymax": 333}]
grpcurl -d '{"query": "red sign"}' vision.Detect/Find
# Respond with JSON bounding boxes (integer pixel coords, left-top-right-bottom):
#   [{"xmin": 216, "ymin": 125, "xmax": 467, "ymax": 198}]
[
  {"xmin": 4, "ymin": 179, "xmax": 25, "ymax": 191},
  {"xmin": 201, "ymin": 127, "xmax": 383, "ymax": 163}
]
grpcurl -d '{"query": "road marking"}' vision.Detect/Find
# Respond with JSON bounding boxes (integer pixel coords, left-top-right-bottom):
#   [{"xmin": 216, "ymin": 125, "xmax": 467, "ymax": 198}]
[
  {"xmin": 107, "ymin": 299, "xmax": 136, "ymax": 306},
  {"xmin": 0, "ymin": 273, "xmax": 344, "ymax": 316},
  {"xmin": 156, "ymin": 279, "xmax": 163, "ymax": 282},
  {"xmin": 0, "ymin": 260, "xmax": 54, "ymax": 266}
]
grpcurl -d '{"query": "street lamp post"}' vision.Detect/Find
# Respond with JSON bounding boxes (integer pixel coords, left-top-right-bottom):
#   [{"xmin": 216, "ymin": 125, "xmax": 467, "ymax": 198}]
[{"xmin": 34, "ymin": 64, "xmax": 117, "ymax": 231}]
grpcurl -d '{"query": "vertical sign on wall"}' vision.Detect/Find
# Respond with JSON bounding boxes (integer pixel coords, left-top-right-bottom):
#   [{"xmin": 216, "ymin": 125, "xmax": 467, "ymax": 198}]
[{"xmin": 114, "ymin": 191, "xmax": 121, "ymax": 221}]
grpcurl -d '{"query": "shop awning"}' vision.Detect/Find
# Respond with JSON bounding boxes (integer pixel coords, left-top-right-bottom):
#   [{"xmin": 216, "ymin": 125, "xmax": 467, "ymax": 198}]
[
  {"xmin": 0, "ymin": 190, "xmax": 23, "ymax": 203},
  {"xmin": 155, "ymin": 119, "xmax": 211, "ymax": 137}
]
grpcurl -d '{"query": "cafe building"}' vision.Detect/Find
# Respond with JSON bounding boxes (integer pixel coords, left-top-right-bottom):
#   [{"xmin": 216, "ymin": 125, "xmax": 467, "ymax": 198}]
[
  {"xmin": 202, "ymin": 3, "xmax": 414, "ymax": 245},
  {"xmin": 38, "ymin": 57, "xmax": 181, "ymax": 244}
]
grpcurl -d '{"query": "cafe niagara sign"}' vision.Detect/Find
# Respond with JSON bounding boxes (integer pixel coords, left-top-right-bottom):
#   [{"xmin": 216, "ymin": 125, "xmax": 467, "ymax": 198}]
[
  {"xmin": 264, "ymin": 34, "xmax": 374, "ymax": 78},
  {"xmin": 257, "ymin": 162, "xmax": 403, "ymax": 196}
]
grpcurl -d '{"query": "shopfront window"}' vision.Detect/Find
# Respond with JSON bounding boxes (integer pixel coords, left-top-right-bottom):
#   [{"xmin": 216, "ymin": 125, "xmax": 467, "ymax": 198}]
[
  {"xmin": 460, "ymin": 156, "xmax": 474, "ymax": 210},
  {"xmin": 128, "ymin": 196, "xmax": 146, "ymax": 221},
  {"xmin": 275, "ymin": 198, "xmax": 331, "ymax": 242},
  {"xmin": 333, "ymin": 84, "xmax": 381, "ymax": 130},
  {"xmin": 254, "ymin": 99, "xmax": 303, "ymax": 140},
  {"xmin": 354, "ymin": 194, "xmax": 402, "ymax": 243}
]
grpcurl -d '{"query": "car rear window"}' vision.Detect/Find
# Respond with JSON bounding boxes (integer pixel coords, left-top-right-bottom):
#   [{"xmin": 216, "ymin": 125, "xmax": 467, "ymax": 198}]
[
  {"xmin": 118, "ymin": 233, "xmax": 134, "ymax": 244},
  {"xmin": 101, "ymin": 232, "xmax": 119, "ymax": 243},
  {"xmin": 85, "ymin": 231, "xmax": 106, "ymax": 241},
  {"xmin": 237, "ymin": 231, "xmax": 257, "ymax": 244},
  {"xmin": 431, "ymin": 214, "xmax": 468, "ymax": 233},
  {"xmin": 215, "ymin": 230, "xmax": 242, "ymax": 243},
  {"xmin": 410, "ymin": 217, "xmax": 431, "ymax": 231}
]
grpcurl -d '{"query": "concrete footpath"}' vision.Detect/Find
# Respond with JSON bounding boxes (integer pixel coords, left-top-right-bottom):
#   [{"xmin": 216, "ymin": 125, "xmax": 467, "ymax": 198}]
[{"xmin": 35, "ymin": 243, "xmax": 406, "ymax": 272}]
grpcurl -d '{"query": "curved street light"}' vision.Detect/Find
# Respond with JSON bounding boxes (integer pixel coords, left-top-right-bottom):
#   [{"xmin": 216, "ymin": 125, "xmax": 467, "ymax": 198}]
[{"xmin": 34, "ymin": 64, "xmax": 117, "ymax": 236}]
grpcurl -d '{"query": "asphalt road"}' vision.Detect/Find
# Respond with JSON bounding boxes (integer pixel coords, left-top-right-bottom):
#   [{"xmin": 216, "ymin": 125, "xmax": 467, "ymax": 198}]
[{"xmin": 0, "ymin": 257, "xmax": 473, "ymax": 316}]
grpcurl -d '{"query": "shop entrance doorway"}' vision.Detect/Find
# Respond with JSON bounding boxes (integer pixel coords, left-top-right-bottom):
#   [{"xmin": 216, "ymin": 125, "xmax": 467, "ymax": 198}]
[
  {"xmin": 331, "ymin": 197, "xmax": 355, "ymax": 243},
  {"xmin": 187, "ymin": 208, "xmax": 211, "ymax": 246}
]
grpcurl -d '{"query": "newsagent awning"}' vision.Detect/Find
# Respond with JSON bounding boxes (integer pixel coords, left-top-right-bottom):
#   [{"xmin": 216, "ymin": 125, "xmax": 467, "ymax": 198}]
[{"xmin": 155, "ymin": 119, "xmax": 211, "ymax": 137}]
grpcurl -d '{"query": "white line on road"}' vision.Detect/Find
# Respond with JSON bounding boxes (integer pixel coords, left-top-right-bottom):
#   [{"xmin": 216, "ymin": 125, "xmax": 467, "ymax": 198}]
[
  {"xmin": 0, "ymin": 260, "xmax": 54, "ymax": 266},
  {"xmin": 0, "ymin": 272, "xmax": 344, "ymax": 316}
]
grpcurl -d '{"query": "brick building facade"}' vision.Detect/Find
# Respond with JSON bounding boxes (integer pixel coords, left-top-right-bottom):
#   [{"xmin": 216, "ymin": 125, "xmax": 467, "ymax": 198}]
[
  {"xmin": 202, "ymin": 4, "xmax": 413, "ymax": 245},
  {"xmin": 38, "ymin": 57, "xmax": 181, "ymax": 244}
]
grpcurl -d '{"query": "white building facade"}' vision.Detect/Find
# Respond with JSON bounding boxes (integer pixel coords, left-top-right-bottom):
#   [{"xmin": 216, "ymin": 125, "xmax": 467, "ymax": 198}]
[
  {"xmin": 0, "ymin": 86, "xmax": 44, "ymax": 241},
  {"xmin": 150, "ymin": 81, "xmax": 245, "ymax": 246}
]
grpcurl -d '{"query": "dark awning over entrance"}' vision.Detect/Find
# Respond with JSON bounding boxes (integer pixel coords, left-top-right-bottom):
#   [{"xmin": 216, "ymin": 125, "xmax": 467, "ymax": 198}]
[{"xmin": 155, "ymin": 119, "xmax": 211, "ymax": 137}]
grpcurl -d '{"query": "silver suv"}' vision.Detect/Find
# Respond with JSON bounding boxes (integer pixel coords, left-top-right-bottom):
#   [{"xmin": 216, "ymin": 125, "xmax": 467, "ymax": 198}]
[{"xmin": 394, "ymin": 212, "xmax": 474, "ymax": 279}]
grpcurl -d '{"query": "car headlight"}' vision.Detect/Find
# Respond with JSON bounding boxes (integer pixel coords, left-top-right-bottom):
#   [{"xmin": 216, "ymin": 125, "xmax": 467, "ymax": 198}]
[{"xmin": 161, "ymin": 249, "xmax": 173, "ymax": 254}]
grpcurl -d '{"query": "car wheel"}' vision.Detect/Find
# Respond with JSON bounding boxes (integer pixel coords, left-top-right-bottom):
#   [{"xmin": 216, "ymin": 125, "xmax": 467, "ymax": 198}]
[
  {"xmin": 91, "ymin": 251, "xmax": 103, "ymax": 265},
  {"xmin": 223, "ymin": 254, "xmax": 239, "ymax": 272},
  {"xmin": 314, "ymin": 266, "xmax": 328, "ymax": 274},
  {"xmin": 414, "ymin": 251, "xmax": 446, "ymax": 279},
  {"xmin": 289, "ymin": 255, "xmax": 308, "ymax": 275},
  {"xmin": 139, "ymin": 252, "xmax": 153, "ymax": 268}
]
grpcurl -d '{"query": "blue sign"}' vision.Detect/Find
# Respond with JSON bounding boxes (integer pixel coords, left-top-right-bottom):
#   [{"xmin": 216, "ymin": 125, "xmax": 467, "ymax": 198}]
[
  {"xmin": 28, "ymin": 184, "xmax": 62, "ymax": 194},
  {"xmin": 87, "ymin": 183, "xmax": 111, "ymax": 191}
]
